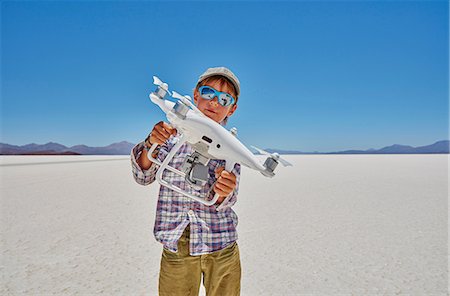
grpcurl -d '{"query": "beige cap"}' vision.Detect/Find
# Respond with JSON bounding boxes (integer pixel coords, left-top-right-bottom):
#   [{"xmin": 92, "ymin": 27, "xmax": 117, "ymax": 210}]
[{"xmin": 197, "ymin": 66, "xmax": 241, "ymax": 97}]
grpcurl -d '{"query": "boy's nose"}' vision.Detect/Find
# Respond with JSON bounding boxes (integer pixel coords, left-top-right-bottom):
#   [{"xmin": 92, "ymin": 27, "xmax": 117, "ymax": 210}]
[{"xmin": 208, "ymin": 97, "xmax": 219, "ymax": 107}]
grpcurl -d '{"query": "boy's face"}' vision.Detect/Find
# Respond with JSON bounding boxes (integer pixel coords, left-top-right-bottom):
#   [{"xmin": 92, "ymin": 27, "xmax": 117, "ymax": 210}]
[{"xmin": 193, "ymin": 79, "xmax": 237, "ymax": 124}]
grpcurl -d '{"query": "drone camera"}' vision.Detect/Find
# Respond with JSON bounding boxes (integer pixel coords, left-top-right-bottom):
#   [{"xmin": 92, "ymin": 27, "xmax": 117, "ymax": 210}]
[
  {"xmin": 189, "ymin": 164, "xmax": 209, "ymax": 186},
  {"xmin": 181, "ymin": 152, "xmax": 210, "ymax": 190}
]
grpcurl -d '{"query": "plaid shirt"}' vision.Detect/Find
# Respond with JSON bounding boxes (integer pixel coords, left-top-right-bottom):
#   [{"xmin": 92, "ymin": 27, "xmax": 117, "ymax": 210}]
[{"xmin": 130, "ymin": 132, "xmax": 241, "ymax": 256}]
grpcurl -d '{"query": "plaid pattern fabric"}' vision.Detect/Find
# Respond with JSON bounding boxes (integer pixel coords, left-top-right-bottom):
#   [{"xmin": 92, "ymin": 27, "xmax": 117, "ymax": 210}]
[{"xmin": 131, "ymin": 132, "xmax": 241, "ymax": 255}]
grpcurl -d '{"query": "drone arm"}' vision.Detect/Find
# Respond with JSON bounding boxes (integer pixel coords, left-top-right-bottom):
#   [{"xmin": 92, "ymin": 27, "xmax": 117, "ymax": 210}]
[{"xmin": 149, "ymin": 93, "xmax": 175, "ymax": 114}]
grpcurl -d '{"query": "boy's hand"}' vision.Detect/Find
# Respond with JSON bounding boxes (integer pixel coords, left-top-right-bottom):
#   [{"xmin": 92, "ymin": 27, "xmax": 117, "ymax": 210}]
[
  {"xmin": 148, "ymin": 121, "xmax": 177, "ymax": 146},
  {"xmin": 213, "ymin": 167, "xmax": 237, "ymax": 203}
]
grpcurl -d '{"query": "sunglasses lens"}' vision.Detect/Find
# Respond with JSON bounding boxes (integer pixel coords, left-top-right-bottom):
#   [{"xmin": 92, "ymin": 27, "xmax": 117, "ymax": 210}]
[
  {"xmin": 199, "ymin": 86, "xmax": 235, "ymax": 106},
  {"xmin": 218, "ymin": 94, "xmax": 233, "ymax": 106},
  {"xmin": 200, "ymin": 87, "xmax": 215, "ymax": 100}
]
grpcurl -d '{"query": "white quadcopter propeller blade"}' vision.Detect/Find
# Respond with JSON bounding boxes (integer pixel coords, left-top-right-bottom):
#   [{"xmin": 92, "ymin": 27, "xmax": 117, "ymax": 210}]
[
  {"xmin": 251, "ymin": 145, "xmax": 293, "ymax": 167},
  {"xmin": 251, "ymin": 145, "xmax": 270, "ymax": 156},
  {"xmin": 277, "ymin": 156, "xmax": 293, "ymax": 167},
  {"xmin": 172, "ymin": 90, "xmax": 188, "ymax": 102},
  {"xmin": 153, "ymin": 76, "xmax": 163, "ymax": 85},
  {"xmin": 153, "ymin": 76, "xmax": 170, "ymax": 93}
]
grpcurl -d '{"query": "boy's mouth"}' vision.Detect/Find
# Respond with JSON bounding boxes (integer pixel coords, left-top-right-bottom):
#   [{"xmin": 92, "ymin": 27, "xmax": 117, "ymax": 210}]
[{"xmin": 205, "ymin": 108, "xmax": 216, "ymax": 114}]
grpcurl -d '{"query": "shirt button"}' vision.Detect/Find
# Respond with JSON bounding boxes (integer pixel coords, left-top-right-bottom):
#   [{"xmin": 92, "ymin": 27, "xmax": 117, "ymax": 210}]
[{"xmin": 188, "ymin": 210, "xmax": 194, "ymax": 215}]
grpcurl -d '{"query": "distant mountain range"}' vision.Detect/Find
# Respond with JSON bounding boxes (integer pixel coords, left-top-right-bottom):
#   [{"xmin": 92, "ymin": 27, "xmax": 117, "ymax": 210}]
[
  {"xmin": 0, "ymin": 141, "xmax": 135, "ymax": 155},
  {"xmin": 264, "ymin": 140, "xmax": 449, "ymax": 154},
  {"xmin": 0, "ymin": 140, "xmax": 448, "ymax": 155}
]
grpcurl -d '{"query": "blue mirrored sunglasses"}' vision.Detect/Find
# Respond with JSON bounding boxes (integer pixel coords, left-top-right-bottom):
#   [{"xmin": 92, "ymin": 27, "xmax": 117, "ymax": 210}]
[{"xmin": 198, "ymin": 86, "xmax": 236, "ymax": 107}]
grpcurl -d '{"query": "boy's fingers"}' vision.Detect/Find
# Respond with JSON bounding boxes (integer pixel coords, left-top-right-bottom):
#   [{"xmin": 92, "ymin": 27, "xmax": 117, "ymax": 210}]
[
  {"xmin": 219, "ymin": 170, "xmax": 236, "ymax": 182},
  {"xmin": 150, "ymin": 133, "xmax": 166, "ymax": 145},
  {"xmin": 162, "ymin": 122, "xmax": 177, "ymax": 135},
  {"xmin": 214, "ymin": 183, "xmax": 230, "ymax": 196},
  {"xmin": 217, "ymin": 177, "xmax": 234, "ymax": 188},
  {"xmin": 215, "ymin": 167, "xmax": 224, "ymax": 173},
  {"xmin": 215, "ymin": 167, "xmax": 236, "ymax": 183},
  {"xmin": 155, "ymin": 125, "xmax": 170, "ymax": 138},
  {"xmin": 213, "ymin": 187, "xmax": 227, "ymax": 197},
  {"xmin": 162, "ymin": 122, "xmax": 170, "ymax": 129},
  {"xmin": 149, "ymin": 121, "xmax": 177, "ymax": 146},
  {"xmin": 215, "ymin": 182, "xmax": 228, "ymax": 191},
  {"xmin": 215, "ymin": 166, "xmax": 225, "ymax": 177},
  {"xmin": 154, "ymin": 129, "xmax": 170, "ymax": 141}
]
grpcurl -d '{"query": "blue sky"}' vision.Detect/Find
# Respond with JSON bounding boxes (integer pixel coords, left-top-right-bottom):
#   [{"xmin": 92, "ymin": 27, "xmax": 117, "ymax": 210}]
[{"xmin": 1, "ymin": 1, "xmax": 448, "ymax": 152}]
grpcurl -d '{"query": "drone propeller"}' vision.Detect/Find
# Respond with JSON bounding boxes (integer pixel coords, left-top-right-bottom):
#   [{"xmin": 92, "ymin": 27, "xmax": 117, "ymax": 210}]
[
  {"xmin": 251, "ymin": 145, "xmax": 293, "ymax": 167},
  {"xmin": 153, "ymin": 76, "xmax": 171, "ymax": 94},
  {"xmin": 172, "ymin": 91, "xmax": 205, "ymax": 117},
  {"xmin": 171, "ymin": 90, "xmax": 190, "ymax": 104}
]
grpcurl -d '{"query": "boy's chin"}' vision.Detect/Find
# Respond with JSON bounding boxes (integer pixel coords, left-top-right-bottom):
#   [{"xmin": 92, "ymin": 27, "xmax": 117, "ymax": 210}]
[{"xmin": 207, "ymin": 115, "xmax": 221, "ymax": 123}]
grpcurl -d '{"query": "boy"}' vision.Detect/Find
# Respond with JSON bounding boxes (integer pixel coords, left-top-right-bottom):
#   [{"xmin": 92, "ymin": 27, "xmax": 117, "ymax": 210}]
[{"xmin": 130, "ymin": 67, "xmax": 242, "ymax": 296}]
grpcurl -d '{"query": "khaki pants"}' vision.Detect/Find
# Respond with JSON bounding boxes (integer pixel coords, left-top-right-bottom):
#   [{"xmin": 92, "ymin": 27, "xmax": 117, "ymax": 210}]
[{"xmin": 158, "ymin": 225, "xmax": 241, "ymax": 296}]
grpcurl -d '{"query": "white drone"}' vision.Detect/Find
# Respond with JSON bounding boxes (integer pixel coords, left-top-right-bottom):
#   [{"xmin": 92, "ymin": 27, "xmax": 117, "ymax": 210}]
[{"xmin": 146, "ymin": 76, "xmax": 292, "ymax": 206}]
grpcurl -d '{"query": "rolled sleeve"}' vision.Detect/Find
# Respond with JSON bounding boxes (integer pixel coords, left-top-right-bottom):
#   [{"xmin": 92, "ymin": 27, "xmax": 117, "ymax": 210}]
[
  {"xmin": 130, "ymin": 142, "xmax": 159, "ymax": 186},
  {"xmin": 214, "ymin": 163, "xmax": 241, "ymax": 212},
  {"xmin": 130, "ymin": 137, "xmax": 175, "ymax": 186}
]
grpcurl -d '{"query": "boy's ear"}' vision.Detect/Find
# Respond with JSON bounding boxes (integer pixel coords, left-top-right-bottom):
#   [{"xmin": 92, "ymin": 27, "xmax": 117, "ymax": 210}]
[
  {"xmin": 193, "ymin": 90, "xmax": 199, "ymax": 104},
  {"xmin": 227, "ymin": 103, "xmax": 238, "ymax": 117}
]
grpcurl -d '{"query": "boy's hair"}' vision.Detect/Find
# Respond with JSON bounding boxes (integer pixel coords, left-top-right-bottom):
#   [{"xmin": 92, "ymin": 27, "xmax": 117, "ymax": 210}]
[{"xmin": 195, "ymin": 75, "xmax": 239, "ymax": 104}]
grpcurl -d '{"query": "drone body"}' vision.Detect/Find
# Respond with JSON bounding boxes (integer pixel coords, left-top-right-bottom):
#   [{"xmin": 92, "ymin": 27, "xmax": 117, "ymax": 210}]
[{"xmin": 146, "ymin": 76, "xmax": 292, "ymax": 208}]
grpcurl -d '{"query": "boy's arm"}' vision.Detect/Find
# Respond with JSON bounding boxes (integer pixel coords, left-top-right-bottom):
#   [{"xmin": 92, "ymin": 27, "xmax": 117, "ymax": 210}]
[
  {"xmin": 130, "ymin": 140, "xmax": 172, "ymax": 186},
  {"xmin": 212, "ymin": 163, "xmax": 241, "ymax": 212}
]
